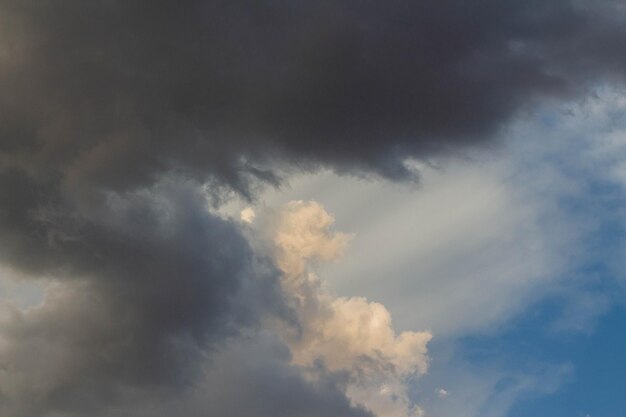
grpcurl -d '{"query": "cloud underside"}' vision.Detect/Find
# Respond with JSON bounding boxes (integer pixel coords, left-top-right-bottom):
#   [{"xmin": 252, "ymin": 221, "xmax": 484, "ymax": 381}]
[
  {"xmin": 1, "ymin": 0, "xmax": 625, "ymax": 188},
  {"xmin": 0, "ymin": 1, "xmax": 625, "ymax": 416}
]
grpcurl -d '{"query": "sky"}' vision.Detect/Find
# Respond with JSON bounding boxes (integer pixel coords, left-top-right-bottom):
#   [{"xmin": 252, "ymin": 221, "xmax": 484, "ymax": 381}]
[{"xmin": 1, "ymin": 1, "xmax": 626, "ymax": 417}]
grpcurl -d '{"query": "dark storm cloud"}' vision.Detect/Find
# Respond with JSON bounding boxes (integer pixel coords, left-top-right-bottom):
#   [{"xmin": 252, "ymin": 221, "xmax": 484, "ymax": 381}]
[
  {"xmin": 1, "ymin": 0, "xmax": 625, "ymax": 185},
  {"xmin": 0, "ymin": 290, "xmax": 372, "ymax": 417},
  {"xmin": 0, "ymin": 0, "xmax": 625, "ymax": 416},
  {"xmin": 0, "ymin": 178, "xmax": 285, "ymax": 416}
]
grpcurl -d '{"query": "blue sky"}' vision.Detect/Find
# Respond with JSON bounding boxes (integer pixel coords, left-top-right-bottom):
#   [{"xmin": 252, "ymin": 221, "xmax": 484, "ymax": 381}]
[
  {"xmin": 489, "ymin": 111, "xmax": 626, "ymax": 417},
  {"xmin": 509, "ymin": 305, "xmax": 626, "ymax": 417},
  {"xmin": 415, "ymin": 90, "xmax": 626, "ymax": 416}
]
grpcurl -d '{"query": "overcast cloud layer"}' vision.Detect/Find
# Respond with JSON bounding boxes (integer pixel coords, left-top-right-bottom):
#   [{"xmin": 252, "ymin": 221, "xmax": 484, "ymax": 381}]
[
  {"xmin": 1, "ymin": 0, "xmax": 626, "ymax": 188},
  {"xmin": 1, "ymin": 1, "xmax": 626, "ymax": 416}
]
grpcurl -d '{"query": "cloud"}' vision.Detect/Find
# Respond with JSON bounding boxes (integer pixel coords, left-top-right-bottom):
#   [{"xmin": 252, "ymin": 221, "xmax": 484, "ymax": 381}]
[
  {"xmin": 240, "ymin": 207, "xmax": 256, "ymax": 224},
  {"xmin": 263, "ymin": 201, "xmax": 431, "ymax": 417},
  {"xmin": 0, "ymin": 189, "xmax": 431, "ymax": 417},
  {"xmin": 0, "ymin": 1, "xmax": 625, "ymax": 416},
  {"xmin": 253, "ymin": 159, "xmax": 575, "ymax": 337},
  {"xmin": 157, "ymin": 333, "xmax": 376, "ymax": 417},
  {"xmin": 1, "ymin": 0, "xmax": 626, "ymax": 191},
  {"xmin": 0, "ymin": 179, "xmax": 285, "ymax": 416},
  {"xmin": 258, "ymin": 87, "xmax": 626, "ymax": 338},
  {"xmin": 0, "ymin": 319, "xmax": 375, "ymax": 417}
]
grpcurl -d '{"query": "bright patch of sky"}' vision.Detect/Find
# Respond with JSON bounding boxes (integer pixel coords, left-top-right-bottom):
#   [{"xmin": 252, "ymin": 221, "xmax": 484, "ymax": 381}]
[{"xmin": 0, "ymin": 267, "xmax": 46, "ymax": 310}]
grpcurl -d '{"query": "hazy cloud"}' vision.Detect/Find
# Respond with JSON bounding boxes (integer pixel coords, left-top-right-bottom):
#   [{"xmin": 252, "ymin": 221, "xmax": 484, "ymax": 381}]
[
  {"xmin": 0, "ymin": 179, "xmax": 284, "ymax": 416},
  {"xmin": 264, "ymin": 201, "xmax": 431, "ymax": 417}
]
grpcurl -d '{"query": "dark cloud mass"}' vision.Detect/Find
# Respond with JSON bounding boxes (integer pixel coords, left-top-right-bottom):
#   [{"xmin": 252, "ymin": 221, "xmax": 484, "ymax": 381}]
[
  {"xmin": 1, "ymin": 0, "xmax": 625, "ymax": 185},
  {"xmin": 0, "ymin": 179, "xmax": 285, "ymax": 416},
  {"xmin": 0, "ymin": 0, "xmax": 625, "ymax": 416}
]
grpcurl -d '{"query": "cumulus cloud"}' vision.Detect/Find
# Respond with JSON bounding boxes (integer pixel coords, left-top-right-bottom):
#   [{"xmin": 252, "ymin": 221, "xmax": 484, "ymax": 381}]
[{"xmin": 266, "ymin": 201, "xmax": 431, "ymax": 417}]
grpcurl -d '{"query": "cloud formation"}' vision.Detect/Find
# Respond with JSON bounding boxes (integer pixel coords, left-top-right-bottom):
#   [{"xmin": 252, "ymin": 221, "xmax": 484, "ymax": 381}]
[
  {"xmin": 1, "ymin": 0, "xmax": 625, "ymax": 189},
  {"xmin": 268, "ymin": 201, "xmax": 431, "ymax": 417},
  {"xmin": 0, "ymin": 1, "xmax": 625, "ymax": 416},
  {"xmin": 0, "ymin": 180, "xmax": 285, "ymax": 416}
]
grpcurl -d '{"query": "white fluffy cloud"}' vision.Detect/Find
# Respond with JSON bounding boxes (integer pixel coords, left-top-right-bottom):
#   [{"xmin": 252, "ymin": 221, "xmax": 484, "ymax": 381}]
[{"xmin": 267, "ymin": 200, "xmax": 431, "ymax": 417}]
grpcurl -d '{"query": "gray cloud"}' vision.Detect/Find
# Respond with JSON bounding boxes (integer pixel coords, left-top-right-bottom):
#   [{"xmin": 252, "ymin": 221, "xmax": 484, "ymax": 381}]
[
  {"xmin": 1, "ymin": 0, "xmax": 625, "ymax": 187},
  {"xmin": 0, "ymin": 306, "xmax": 374, "ymax": 417},
  {"xmin": 0, "ymin": 0, "xmax": 625, "ymax": 416},
  {"xmin": 0, "ymin": 178, "xmax": 286, "ymax": 416},
  {"xmin": 175, "ymin": 334, "xmax": 375, "ymax": 417}
]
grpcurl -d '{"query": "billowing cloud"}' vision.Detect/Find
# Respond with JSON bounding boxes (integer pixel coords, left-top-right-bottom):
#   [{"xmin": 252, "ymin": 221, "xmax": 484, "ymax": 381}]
[
  {"xmin": 0, "ymin": 180, "xmax": 285, "ymax": 416},
  {"xmin": 0, "ymin": 186, "xmax": 387, "ymax": 417},
  {"xmin": 1, "ymin": 0, "xmax": 626, "ymax": 192},
  {"xmin": 265, "ymin": 201, "xmax": 431, "ymax": 417}
]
